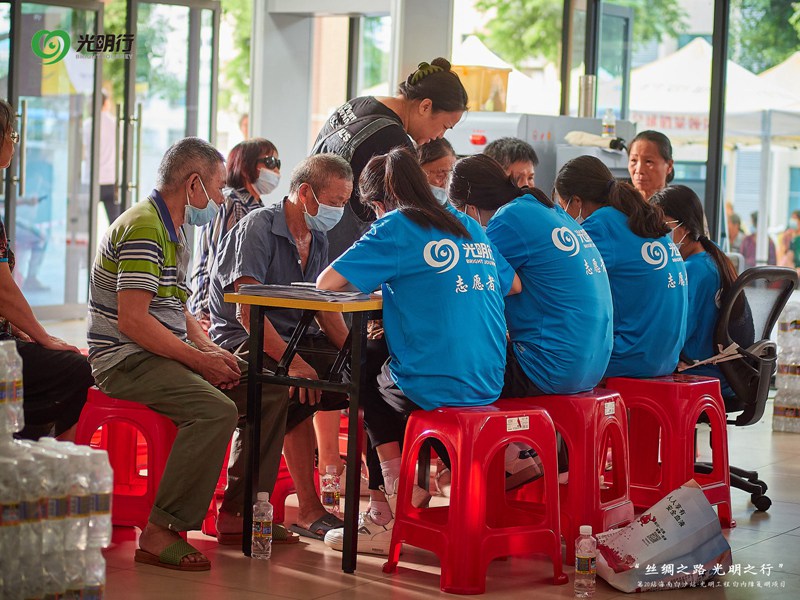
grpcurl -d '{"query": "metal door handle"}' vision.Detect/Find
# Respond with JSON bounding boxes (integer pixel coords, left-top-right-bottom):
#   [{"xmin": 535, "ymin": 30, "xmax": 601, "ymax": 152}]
[
  {"xmin": 114, "ymin": 102, "xmax": 122, "ymax": 204},
  {"xmin": 127, "ymin": 103, "xmax": 142, "ymax": 201},
  {"xmin": 12, "ymin": 99, "xmax": 27, "ymax": 197}
]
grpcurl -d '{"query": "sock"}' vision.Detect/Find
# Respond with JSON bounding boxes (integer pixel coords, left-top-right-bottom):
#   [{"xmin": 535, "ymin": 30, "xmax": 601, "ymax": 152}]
[
  {"xmin": 379, "ymin": 457, "xmax": 402, "ymax": 496},
  {"xmin": 367, "ymin": 499, "xmax": 392, "ymax": 525}
]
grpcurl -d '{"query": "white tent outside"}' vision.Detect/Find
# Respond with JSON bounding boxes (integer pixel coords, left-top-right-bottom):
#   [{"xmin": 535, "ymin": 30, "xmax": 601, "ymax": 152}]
[
  {"xmin": 451, "ymin": 35, "xmax": 560, "ymax": 115},
  {"xmin": 597, "ymin": 38, "xmax": 800, "ymax": 145}
]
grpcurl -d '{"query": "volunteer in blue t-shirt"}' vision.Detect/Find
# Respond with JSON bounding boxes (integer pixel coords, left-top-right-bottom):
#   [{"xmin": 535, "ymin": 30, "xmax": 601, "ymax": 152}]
[
  {"xmin": 448, "ymin": 153, "xmax": 613, "ymax": 396},
  {"xmin": 317, "ymin": 147, "xmax": 520, "ymax": 556},
  {"xmin": 651, "ymin": 185, "xmax": 754, "ymax": 398},
  {"xmin": 554, "ymin": 155, "xmax": 688, "ymax": 378}
]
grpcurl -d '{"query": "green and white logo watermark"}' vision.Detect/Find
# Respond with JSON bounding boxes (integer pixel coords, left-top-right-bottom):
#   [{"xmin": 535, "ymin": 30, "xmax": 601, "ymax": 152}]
[{"xmin": 31, "ymin": 29, "xmax": 71, "ymax": 64}]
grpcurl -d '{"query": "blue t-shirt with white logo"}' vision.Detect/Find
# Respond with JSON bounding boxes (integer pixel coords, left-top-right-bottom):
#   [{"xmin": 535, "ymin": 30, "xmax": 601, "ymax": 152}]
[
  {"xmin": 486, "ymin": 195, "xmax": 613, "ymax": 394},
  {"xmin": 331, "ymin": 208, "xmax": 508, "ymax": 409},
  {"xmin": 582, "ymin": 206, "xmax": 688, "ymax": 378},
  {"xmin": 682, "ymin": 251, "xmax": 732, "ymax": 395}
]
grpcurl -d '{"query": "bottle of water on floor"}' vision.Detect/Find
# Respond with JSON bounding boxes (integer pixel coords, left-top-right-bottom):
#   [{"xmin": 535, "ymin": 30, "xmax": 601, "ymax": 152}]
[
  {"xmin": 252, "ymin": 492, "xmax": 273, "ymax": 560},
  {"xmin": 574, "ymin": 525, "xmax": 597, "ymax": 598},
  {"xmin": 321, "ymin": 465, "xmax": 341, "ymax": 517}
]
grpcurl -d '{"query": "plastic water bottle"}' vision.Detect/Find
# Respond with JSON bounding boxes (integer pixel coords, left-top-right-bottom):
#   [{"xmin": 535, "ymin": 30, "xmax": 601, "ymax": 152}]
[
  {"xmin": 83, "ymin": 547, "xmax": 106, "ymax": 600},
  {"xmin": 25, "ymin": 439, "xmax": 71, "ymax": 598},
  {"xmin": 601, "ymin": 108, "xmax": 616, "ymax": 138},
  {"xmin": 0, "ymin": 454, "xmax": 23, "ymax": 600},
  {"xmin": 321, "ymin": 465, "xmax": 341, "ymax": 517},
  {"xmin": 1, "ymin": 439, "xmax": 46, "ymax": 600},
  {"xmin": 252, "ymin": 492, "xmax": 273, "ymax": 560},
  {"xmin": 0, "ymin": 340, "xmax": 25, "ymax": 435},
  {"xmin": 574, "ymin": 525, "xmax": 597, "ymax": 598},
  {"xmin": 87, "ymin": 448, "xmax": 113, "ymax": 549}
]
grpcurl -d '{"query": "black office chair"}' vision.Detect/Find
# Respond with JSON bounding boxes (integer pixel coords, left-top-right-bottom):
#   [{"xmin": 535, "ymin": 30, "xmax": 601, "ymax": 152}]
[{"xmin": 707, "ymin": 266, "xmax": 798, "ymax": 511}]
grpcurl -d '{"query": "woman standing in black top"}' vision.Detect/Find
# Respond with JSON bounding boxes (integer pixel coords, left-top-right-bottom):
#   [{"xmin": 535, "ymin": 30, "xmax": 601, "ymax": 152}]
[{"xmin": 311, "ymin": 58, "xmax": 468, "ymax": 260}]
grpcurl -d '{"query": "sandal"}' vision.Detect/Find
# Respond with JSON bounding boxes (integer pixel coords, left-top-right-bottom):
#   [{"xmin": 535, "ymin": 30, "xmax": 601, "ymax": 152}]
[
  {"xmin": 134, "ymin": 539, "xmax": 210, "ymax": 571},
  {"xmin": 217, "ymin": 523, "xmax": 299, "ymax": 545},
  {"xmin": 289, "ymin": 513, "xmax": 345, "ymax": 540}
]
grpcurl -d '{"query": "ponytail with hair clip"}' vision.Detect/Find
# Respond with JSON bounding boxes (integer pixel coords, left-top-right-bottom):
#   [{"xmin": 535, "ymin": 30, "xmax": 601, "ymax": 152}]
[{"xmin": 409, "ymin": 61, "xmax": 445, "ymax": 85}]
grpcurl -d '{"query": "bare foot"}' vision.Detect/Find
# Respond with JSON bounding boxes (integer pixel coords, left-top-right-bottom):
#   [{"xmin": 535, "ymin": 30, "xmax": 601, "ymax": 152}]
[
  {"xmin": 139, "ymin": 522, "xmax": 208, "ymax": 566},
  {"xmin": 296, "ymin": 506, "xmax": 336, "ymax": 531}
]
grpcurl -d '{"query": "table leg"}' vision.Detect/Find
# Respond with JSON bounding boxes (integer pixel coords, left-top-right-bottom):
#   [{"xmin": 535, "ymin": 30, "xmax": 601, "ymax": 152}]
[
  {"xmin": 342, "ymin": 312, "xmax": 368, "ymax": 573},
  {"xmin": 243, "ymin": 304, "xmax": 265, "ymax": 556}
]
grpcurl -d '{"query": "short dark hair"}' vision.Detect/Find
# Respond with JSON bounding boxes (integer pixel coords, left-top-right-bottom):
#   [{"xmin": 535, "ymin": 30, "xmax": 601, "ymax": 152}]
[
  {"xmin": 156, "ymin": 137, "xmax": 225, "ymax": 191},
  {"xmin": 397, "ymin": 58, "xmax": 468, "ymax": 113},
  {"xmin": 417, "ymin": 138, "xmax": 456, "ymax": 167},
  {"xmin": 729, "ymin": 213, "xmax": 741, "ymax": 227},
  {"xmin": 630, "ymin": 130, "xmax": 674, "ymax": 183},
  {"xmin": 289, "ymin": 153, "xmax": 353, "ymax": 196},
  {"xmin": 483, "ymin": 137, "xmax": 539, "ymax": 168},
  {"xmin": 226, "ymin": 138, "xmax": 278, "ymax": 188}
]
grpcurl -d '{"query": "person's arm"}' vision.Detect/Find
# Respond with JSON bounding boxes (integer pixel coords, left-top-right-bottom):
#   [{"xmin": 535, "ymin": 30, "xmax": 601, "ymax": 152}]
[
  {"xmin": 315, "ymin": 312, "xmax": 349, "ymax": 350},
  {"xmin": 118, "ymin": 288, "xmax": 240, "ymax": 389},
  {"xmin": 316, "ymin": 266, "xmax": 350, "ymax": 291},
  {"xmin": 233, "ymin": 276, "xmax": 321, "ymax": 404},
  {"xmin": 508, "ymin": 274, "xmax": 522, "ymax": 295},
  {"xmin": 0, "ymin": 262, "xmax": 79, "ymax": 352}
]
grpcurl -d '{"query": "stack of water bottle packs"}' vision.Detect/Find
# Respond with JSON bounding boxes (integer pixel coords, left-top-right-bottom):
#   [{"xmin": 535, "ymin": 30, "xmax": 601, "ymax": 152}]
[
  {"xmin": 774, "ymin": 299, "xmax": 800, "ymax": 433},
  {"xmin": 1, "ymin": 339, "xmax": 113, "ymax": 600}
]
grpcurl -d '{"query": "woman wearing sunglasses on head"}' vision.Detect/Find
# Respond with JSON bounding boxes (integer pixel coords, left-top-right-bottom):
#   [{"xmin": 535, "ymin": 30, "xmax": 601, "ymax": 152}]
[{"xmin": 188, "ymin": 138, "xmax": 281, "ymax": 329}]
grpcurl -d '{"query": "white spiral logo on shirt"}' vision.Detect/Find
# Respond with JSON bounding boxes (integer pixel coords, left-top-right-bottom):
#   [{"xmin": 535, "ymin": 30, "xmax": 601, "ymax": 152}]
[
  {"xmin": 641, "ymin": 241, "xmax": 669, "ymax": 270},
  {"xmin": 423, "ymin": 239, "xmax": 460, "ymax": 273},
  {"xmin": 551, "ymin": 227, "xmax": 580, "ymax": 256}
]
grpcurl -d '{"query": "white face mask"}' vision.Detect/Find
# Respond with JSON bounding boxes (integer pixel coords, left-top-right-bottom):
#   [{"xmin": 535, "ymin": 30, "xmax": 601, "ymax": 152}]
[
  {"xmin": 303, "ymin": 187, "xmax": 345, "ymax": 232},
  {"xmin": 254, "ymin": 168, "xmax": 280, "ymax": 196},
  {"xmin": 671, "ymin": 225, "xmax": 688, "ymax": 248},
  {"xmin": 430, "ymin": 185, "xmax": 448, "ymax": 206},
  {"xmin": 565, "ymin": 198, "xmax": 584, "ymax": 224}
]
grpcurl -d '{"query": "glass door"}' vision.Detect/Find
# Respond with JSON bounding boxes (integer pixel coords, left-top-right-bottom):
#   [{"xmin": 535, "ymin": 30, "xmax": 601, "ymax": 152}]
[
  {"xmin": 4, "ymin": 0, "xmax": 103, "ymax": 319},
  {"xmin": 120, "ymin": 0, "xmax": 219, "ymax": 210}
]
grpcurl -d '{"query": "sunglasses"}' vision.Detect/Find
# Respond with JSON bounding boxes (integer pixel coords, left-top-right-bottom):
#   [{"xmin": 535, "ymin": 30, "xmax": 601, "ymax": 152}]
[{"xmin": 257, "ymin": 156, "xmax": 281, "ymax": 170}]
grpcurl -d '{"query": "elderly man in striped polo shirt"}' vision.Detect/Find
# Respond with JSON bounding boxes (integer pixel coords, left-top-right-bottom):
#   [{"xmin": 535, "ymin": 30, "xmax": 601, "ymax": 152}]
[{"xmin": 87, "ymin": 137, "xmax": 288, "ymax": 571}]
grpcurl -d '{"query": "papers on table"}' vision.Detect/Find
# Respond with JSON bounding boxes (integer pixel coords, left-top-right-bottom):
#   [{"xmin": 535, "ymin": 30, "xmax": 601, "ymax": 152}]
[{"xmin": 237, "ymin": 283, "xmax": 372, "ymax": 302}]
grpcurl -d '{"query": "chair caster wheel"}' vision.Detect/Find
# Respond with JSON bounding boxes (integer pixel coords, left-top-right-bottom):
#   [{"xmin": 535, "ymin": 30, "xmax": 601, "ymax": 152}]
[
  {"xmin": 754, "ymin": 479, "xmax": 768, "ymax": 494},
  {"xmin": 751, "ymin": 494, "xmax": 772, "ymax": 511}
]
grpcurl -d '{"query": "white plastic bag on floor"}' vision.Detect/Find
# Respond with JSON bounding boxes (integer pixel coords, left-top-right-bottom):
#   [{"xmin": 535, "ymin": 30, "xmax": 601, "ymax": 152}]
[{"xmin": 596, "ymin": 480, "xmax": 732, "ymax": 593}]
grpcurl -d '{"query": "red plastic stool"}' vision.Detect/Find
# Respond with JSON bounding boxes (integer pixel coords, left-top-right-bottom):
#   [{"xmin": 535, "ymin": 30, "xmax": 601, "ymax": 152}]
[
  {"xmin": 507, "ymin": 390, "xmax": 634, "ymax": 564},
  {"xmin": 605, "ymin": 375, "xmax": 733, "ymax": 528},
  {"xmin": 75, "ymin": 387, "xmax": 178, "ymax": 531},
  {"xmin": 383, "ymin": 402, "xmax": 568, "ymax": 595}
]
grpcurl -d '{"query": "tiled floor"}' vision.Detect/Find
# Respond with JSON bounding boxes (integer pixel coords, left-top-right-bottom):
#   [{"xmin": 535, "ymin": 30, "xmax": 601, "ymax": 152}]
[{"xmin": 47, "ymin": 319, "xmax": 800, "ymax": 599}]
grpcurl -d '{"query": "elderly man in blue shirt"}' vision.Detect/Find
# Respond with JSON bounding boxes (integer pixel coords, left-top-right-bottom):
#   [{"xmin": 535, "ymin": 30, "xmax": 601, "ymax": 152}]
[{"xmin": 208, "ymin": 153, "xmax": 355, "ymax": 541}]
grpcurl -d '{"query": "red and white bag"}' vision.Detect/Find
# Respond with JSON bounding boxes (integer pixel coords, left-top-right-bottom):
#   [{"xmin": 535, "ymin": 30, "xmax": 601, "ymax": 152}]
[{"xmin": 596, "ymin": 480, "xmax": 732, "ymax": 592}]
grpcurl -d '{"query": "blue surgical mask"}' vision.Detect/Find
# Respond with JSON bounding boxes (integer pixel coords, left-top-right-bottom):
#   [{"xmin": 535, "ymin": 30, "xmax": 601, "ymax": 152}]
[
  {"xmin": 184, "ymin": 177, "xmax": 219, "ymax": 227},
  {"xmin": 304, "ymin": 187, "xmax": 345, "ymax": 232},
  {"xmin": 254, "ymin": 168, "xmax": 280, "ymax": 196},
  {"xmin": 430, "ymin": 185, "xmax": 448, "ymax": 206}
]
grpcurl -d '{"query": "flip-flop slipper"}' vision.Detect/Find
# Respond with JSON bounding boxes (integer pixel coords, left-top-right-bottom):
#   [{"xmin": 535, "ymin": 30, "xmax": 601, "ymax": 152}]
[
  {"xmin": 134, "ymin": 539, "xmax": 210, "ymax": 571},
  {"xmin": 289, "ymin": 513, "xmax": 345, "ymax": 541},
  {"xmin": 217, "ymin": 523, "xmax": 300, "ymax": 545}
]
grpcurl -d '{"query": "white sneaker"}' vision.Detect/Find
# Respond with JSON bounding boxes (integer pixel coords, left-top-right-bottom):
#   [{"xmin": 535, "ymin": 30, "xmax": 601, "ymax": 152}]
[
  {"xmin": 383, "ymin": 483, "xmax": 432, "ymax": 517},
  {"xmin": 323, "ymin": 512, "xmax": 394, "ymax": 556}
]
